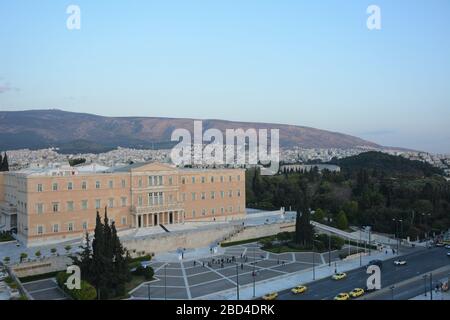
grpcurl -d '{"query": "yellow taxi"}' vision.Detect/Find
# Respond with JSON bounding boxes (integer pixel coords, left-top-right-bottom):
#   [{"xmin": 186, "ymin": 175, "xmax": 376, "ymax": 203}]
[
  {"xmin": 331, "ymin": 272, "xmax": 347, "ymax": 280},
  {"xmin": 349, "ymin": 288, "xmax": 365, "ymax": 298},
  {"xmin": 291, "ymin": 285, "xmax": 307, "ymax": 294},
  {"xmin": 334, "ymin": 293, "xmax": 350, "ymax": 300},
  {"xmin": 262, "ymin": 292, "xmax": 278, "ymax": 300}
]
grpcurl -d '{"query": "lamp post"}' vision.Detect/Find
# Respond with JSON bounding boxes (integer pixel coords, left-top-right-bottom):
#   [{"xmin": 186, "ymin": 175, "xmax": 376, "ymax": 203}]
[
  {"xmin": 423, "ymin": 274, "xmax": 428, "ymax": 297},
  {"xmin": 236, "ymin": 263, "xmax": 240, "ymax": 300},
  {"xmin": 359, "ymin": 229, "xmax": 362, "ymax": 267},
  {"xmin": 328, "ymin": 232, "xmax": 331, "ymax": 267},
  {"xmin": 430, "ymin": 273, "xmax": 433, "ymax": 301},
  {"xmin": 164, "ymin": 264, "xmax": 167, "ymax": 301},
  {"xmin": 390, "ymin": 285, "xmax": 395, "ymax": 300},
  {"xmin": 312, "ymin": 240, "xmax": 316, "ymax": 280}
]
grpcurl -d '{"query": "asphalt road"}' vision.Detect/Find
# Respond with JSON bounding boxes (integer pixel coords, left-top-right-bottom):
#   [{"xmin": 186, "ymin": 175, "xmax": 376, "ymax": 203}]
[{"xmin": 277, "ymin": 246, "xmax": 450, "ymax": 300}]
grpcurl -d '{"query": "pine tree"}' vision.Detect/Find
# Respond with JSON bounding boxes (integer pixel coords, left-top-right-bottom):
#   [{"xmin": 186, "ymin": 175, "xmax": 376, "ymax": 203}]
[
  {"xmin": 110, "ymin": 221, "xmax": 130, "ymax": 296},
  {"xmin": 1, "ymin": 153, "xmax": 9, "ymax": 171},
  {"xmin": 91, "ymin": 211, "xmax": 106, "ymax": 299},
  {"xmin": 72, "ymin": 232, "xmax": 93, "ymax": 284}
]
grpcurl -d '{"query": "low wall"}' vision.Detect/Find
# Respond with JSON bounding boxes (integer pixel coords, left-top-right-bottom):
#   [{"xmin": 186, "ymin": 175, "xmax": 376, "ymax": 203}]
[
  {"xmin": 10, "ymin": 256, "xmax": 72, "ymax": 278},
  {"xmin": 223, "ymin": 221, "xmax": 295, "ymax": 244},
  {"xmin": 123, "ymin": 224, "xmax": 241, "ymax": 255}
]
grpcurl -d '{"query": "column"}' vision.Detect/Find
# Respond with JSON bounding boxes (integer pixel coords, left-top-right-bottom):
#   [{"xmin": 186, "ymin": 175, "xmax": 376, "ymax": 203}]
[{"xmin": 135, "ymin": 214, "xmax": 138, "ymax": 229}]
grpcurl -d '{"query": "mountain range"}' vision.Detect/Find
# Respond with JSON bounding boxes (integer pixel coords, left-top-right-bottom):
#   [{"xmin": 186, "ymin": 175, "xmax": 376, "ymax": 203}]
[{"xmin": 0, "ymin": 109, "xmax": 382, "ymax": 154}]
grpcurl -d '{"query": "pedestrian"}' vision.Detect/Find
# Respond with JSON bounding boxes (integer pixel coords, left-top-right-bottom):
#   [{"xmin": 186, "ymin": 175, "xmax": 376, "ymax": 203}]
[
  {"xmin": 193, "ymin": 261, "xmax": 196, "ymax": 267},
  {"xmin": 241, "ymin": 263, "xmax": 244, "ymax": 270}
]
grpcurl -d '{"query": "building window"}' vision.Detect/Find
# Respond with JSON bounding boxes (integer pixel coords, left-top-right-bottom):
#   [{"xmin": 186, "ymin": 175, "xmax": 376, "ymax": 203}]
[
  {"xmin": 210, "ymin": 176, "xmax": 214, "ymax": 183},
  {"xmin": 168, "ymin": 194, "xmax": 173, "ymax": 203},
  {"xmin": 37, "ymin": 184, "xmax": 43, "ymax": 192},
  {"xmin": 228, "ymin": 190, "xmax": 233, "ymax": 198},
  {"xmin": 182, "ymin": 177, "xmax": 186, "ymax": 184},
  {"xmin": 168, "ymin": 177, "xmax": 173, "ymax": 185},
  {"xmin": 149, "ymin": 176, "xmax": 154, "ymax": 186},
  {"xmin": 121, "ymin": 197, "xmax": 127, "ymax": 207},
  {"xmin": 211, "ymin": 208, "xmax": 215, "ymax": 215},
  {"xmin": 95, "ymin": 199, "xmax": 101, "ymax": 209},
  {"xmin": 121, "ymin": 216, "xmax": 127, "ymax": 225},
  {"xmin": 138, "ymin": 178, "xmax": 142, "ymax": 188},
  {"xmin": 201, "ymin": 192, "xmax": 206, "ymax": 200},
  {"xmin": 36, "ymin": 203, "xmax": 44, "ymax": 214},
  {"xmin": 82, "ymin": 221, "xmax": 88, "ymax": 230},
  {"xmin": 67, "ymin": 182, "xmax": 73, "ymax": 190},
  {"xmin": 220, "ymin": 191, "xmax": 224, "ymax": 199},
  {"xmin": 138, "ymin": 196, "xmax": 143, "ymax": 206},
  {"xmin": 191, "ymin": 192, "xmax": 196, "ymax": 201},
  {"xmin": 37, "ymin": 225, "xmax": 44, "ymax": 235},
  {"xmin": 211, "ymin": 191, "xmax": 215, "ymax": 200},
  {"xmin": 121, "ymin": 179, "xmax": 126, "ymax": 188},
  {"xmin": 109, "ymin": 180, "xmax": 114, "ymax": 189},
  {"xmin": 229, "ymin": 206, "xmax": 233, "ymax": 212},
  {"xmin": 192, "ymin": 210, "xmax": 196, "ymax": 218},
  {"xmin": 192, "ymin": 177, "xmax": 196, "ymax": 184},
  {"xmin": 149, "ymin": 193, "xmax": 154, "ymax": 206},
  {"xmin": 237, "ymin": 189, "xmax": 241, "ymax": 197},
  {"xmin": 221, "ymin": 207, "xmax": 224, "ymax": 214},
  {"xmin": 201, "ymin": 176, "xmax": 205, "ymax": 183},
  {"xmin": 52, "ymin": 183, "xmax": 58, "ymax": 191},
  {"xmin": 182, "ymin": 193, "xmax": 186, "ymax": 201},
  {"xmin": 53, "ymin": 224, "xmax": 59, "ymax": 233},
  {"xmin": 159, "ymin": 176, "xmax": 163, "ymax": 185},
  {"xmin": 220, "ymin": 176, "xmax": 224, "ymax": 183},
  {"xmin": 202, "ymin": 209, "xmax": 206, "ymax": 216},
  {"xmin": 52, "ymin": 202, "xmax": 59, "ymax": 213},
  {"xmin": 237, "ymin": 175, "xmax": 241, "ymax": 181},
  {"xmin": 82, "ymin": 181, "xmax": 87, "ymax": 190},
  {"xmin": 81, "ymin": 200, "xmax": 88, "ymax": 210},
  {"xmin": 108, "ymin": 198, "xmax": 114, "ymax": 208},
  {"xmin": 229, "ymin": 176, "xmax": 232, "ymax": 182},
  {"xmin": 95, "ymin": 181, "xmax": 101, "ymax": 189},
  {"xmin": 158, "ymin": 192, "xmax": 163, "ymax": 205},
  {"xmin": 68, "ymin": 223, "xmax": 74, "ymax": 232},
  {"xmin": 67, "ymin": 201, "xmax": 74, "ymax": 212}
]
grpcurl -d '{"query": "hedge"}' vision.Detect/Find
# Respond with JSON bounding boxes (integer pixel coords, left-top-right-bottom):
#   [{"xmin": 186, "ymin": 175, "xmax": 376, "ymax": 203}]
[{"xmin": 56, "ymin": 272, "xmax": 97, "ymax": 300}]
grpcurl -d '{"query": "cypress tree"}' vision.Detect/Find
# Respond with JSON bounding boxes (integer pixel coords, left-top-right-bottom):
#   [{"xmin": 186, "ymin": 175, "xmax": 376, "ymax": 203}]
[
  {"xmin": 1, "ymin": 153, "xmax": 9, "ymax": 171},
  {"xmin": 110, "ymin": 221, "xmax": 130, "ymax": 297},
  {"xmin": 91, "ymin": 211, "xmax": 106, "ymax": 299}
]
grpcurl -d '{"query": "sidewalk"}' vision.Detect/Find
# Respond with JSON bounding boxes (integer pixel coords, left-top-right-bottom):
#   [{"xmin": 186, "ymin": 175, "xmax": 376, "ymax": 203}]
[{"xmin": 197, "ymin": 248, "xmax": 395, "ymax": 300}]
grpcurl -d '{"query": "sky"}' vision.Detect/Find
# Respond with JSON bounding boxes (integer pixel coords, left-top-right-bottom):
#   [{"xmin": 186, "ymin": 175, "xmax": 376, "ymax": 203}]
[{"xmin": 0, "ymin": 0, "xmax": 449, "ymax": 153}]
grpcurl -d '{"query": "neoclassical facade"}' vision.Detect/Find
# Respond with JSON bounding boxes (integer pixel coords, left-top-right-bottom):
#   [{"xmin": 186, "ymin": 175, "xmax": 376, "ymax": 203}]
[{"xmin": 0, "ymin": 162, "xmax": 246, "ymax": 245}]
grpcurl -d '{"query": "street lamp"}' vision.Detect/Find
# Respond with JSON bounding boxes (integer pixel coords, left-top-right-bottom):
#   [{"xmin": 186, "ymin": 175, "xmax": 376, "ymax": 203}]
[
  {"xmin": 236, "ymin": 263, "xmax": 240, "ymax": 300},
  {"xmin": 164, "ymin": 264, "xmax": 167, "ymax": 301},
  {"xmin": 252, "ymin": 247, "xmax": 256, "ymax": 298},
  {"xmin": 328, "ymin": 232, "xmax": 331, "ymax": 267},
  {"xmin": 423, "ymin": 274, "xmax": 428, "ymax": 297},
  {"xmin": 390, "ymin": 285, "xmax": 395, "ymax": 300}
]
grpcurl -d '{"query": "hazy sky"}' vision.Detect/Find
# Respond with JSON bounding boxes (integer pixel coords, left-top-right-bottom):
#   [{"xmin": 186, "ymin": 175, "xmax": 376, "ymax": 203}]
[{"xmin": 1, "ymin": 1, "xmax": 449, "ymax": 153}]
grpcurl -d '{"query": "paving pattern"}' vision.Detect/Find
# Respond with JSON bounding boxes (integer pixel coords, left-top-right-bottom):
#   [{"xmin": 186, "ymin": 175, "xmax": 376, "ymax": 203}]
[
  {"xmin": 22, "ymin": 278, "xmax": 68, "ymax": 300},
  {"xmin": 130, "ymin": 243, "xmax": 337, "ymax": 300}
]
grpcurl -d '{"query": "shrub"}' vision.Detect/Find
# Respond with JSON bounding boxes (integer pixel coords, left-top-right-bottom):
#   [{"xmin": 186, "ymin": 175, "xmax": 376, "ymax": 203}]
[
  {"xmin": 56, "ymin": 272, "xmax": 97, "ymax": 300},
  {"xmin": 133, "ymin": 266, "xmax": 154, "ymax": 280}
]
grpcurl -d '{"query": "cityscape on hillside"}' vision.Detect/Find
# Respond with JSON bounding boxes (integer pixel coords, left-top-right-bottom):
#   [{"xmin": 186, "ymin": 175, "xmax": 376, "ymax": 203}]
[{"xmin": 4, "ymin": 146, "xmax": 450, "ymax": 177}]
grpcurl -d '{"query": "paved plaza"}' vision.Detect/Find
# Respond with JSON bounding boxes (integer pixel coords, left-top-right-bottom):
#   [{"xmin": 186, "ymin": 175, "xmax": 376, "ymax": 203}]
[
  {"xmin": 22, "ymin": 278, "xmax": 68, "ymax": 300},
  {"xmin": 129, "ymin": 243, "xmax": 338, "ymax": 300}
]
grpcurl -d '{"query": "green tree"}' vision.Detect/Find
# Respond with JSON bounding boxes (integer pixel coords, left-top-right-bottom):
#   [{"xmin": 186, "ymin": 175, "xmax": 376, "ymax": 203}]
[
  {"xmin": 35, "ymin": 251, "xmax": 41, "ymax": 259},
  {"xmin": 20, "ymin": 252, "xmax": 28, "ymax": 263},
  {"xmin": 336, "ymin": 210, "xmax": 349, "ymax": 230}
]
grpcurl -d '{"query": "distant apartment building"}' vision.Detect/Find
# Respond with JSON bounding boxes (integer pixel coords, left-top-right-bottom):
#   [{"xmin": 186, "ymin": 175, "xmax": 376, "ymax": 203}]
[{"xmin": 0, "ymin": 162, "xmax": 246, "ymax": 245}]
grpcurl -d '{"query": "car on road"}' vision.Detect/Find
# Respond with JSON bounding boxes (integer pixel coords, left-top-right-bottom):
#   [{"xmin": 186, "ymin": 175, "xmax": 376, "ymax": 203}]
[
  {"xmin": 435, "ymin": 242, "xmax": 445, "ymax": 247},
  {"xmin": 349, "ymin": 288, "xmax": 365, "ymax": 298},
  {"xmin": 291, "ymin": 285, "xmax": 307, "ymax": 294},
  {"xmin": 447, "ymin": 252, "xmax": 450, "ymax": 257},
  {"xmin": 368, "ymin": 259, "xmax": 383, "ymax": 269},
  {"xmin": 394, "ymin": 260, "xmax": 407, "ymax": 266},
  {"xmin": 334, "ymin": 293, "xmax": 350, "ymax": 300},
  {"xmin": 445, "ymin": 245, "xmax": 450, "ymax": 249},
  {"xmin": 262, "ymin": 292, "xmax": 278, "ymax": 300},
  {"xmin": 332, "ymin": 272, "xmax": 347, "ymax": 280}
]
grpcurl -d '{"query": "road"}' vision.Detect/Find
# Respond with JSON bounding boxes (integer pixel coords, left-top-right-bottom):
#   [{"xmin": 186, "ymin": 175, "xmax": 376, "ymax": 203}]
[{"xmin": 277, "ymin": 246, "xmax": 450, "ymax": 300}]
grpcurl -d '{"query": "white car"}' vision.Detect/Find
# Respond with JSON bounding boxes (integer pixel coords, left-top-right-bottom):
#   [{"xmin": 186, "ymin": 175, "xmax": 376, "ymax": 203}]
[
  {"xmin": 445, "ymin": 245, "xmax": 450, "ymax": 249},
  {"xmin": 447, "ymin": 252, "xmax": 450, "ymax": 257},
  {"xmin": 394, "ymin": 260, "xmax": 407, "ymax": 266}
]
